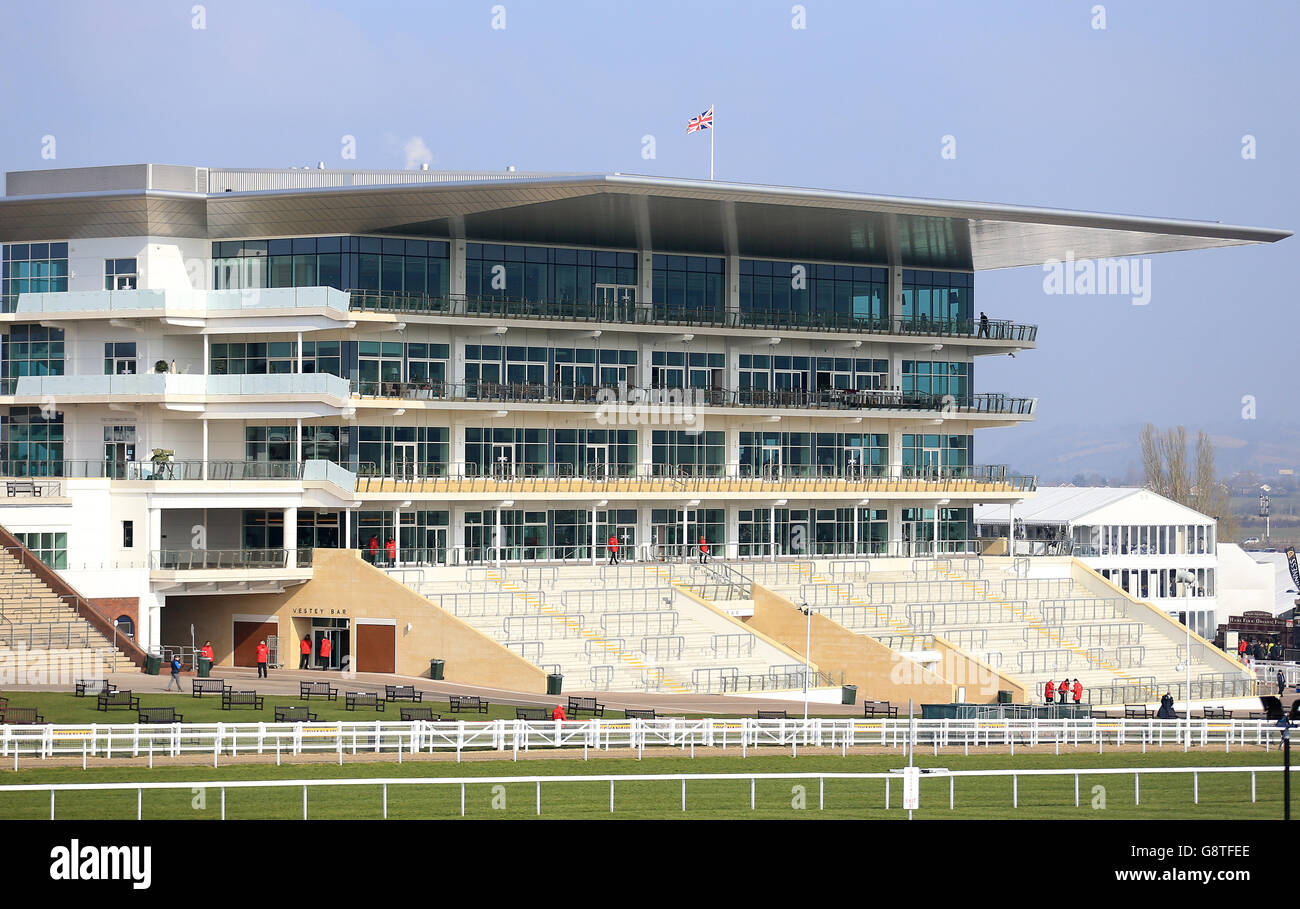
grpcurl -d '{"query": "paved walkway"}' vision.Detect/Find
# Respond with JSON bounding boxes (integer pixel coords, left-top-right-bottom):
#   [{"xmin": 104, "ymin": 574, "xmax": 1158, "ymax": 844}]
[{"xmin": 13, "ymin": 666, "xmax": 866, "ymax": 716}]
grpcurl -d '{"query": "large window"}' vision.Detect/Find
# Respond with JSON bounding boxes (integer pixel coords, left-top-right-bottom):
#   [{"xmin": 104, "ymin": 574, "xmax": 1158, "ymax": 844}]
[
  {"xmin": 465, "ymin": 243, "xmax": 636, "ymax": 306},
  {"xmin": 2, "ymin": 242, "xmax": 69, "ymax": 312},
  {"xmin": 2, "ymin": 324, "xmax": 65, "ymax": 393},
  {"xmin": 901, "ymin": 434, "xmax": 972, "ymax": 476},
  {"xmin": 15, "ymin": 531, "xmax": 67, "ymax": 569},
  {"xmin": 212, "ymin": 236, "xmax": 450, "ymax": 298},
  {"xmin": 356, "ymin": 426, "xmax": 448, "ymax": 477},
  {"xmin": 651, "ymin": 430, "xmax": 724, "ymax": 476},
  {"xmin": 901, "ymin": 270, "xmax": 974, "ymax": 327},
  {"xmin": 1, "ymin": 407, "xmax": 63, "ymax": 477},
  {"xmin": 104, "ymin": 258, "xmax": 138, "ymax": 290},
  {"xmin": 652, "ymin": 254, "xmax": 724, "ymax": 318},
  {"xmin": 739, "ymin": 260, "xmax": 887, "ymax": 326},
  {"xmin": 902, "ymin": 360, "xmax": 972, "ymax": 401}
]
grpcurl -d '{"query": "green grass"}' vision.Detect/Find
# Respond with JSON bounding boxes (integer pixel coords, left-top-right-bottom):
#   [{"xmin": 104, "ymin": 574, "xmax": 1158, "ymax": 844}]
[{"xmin": 0, "ymin": 750, "xmax": 1288, "ymax": 820}]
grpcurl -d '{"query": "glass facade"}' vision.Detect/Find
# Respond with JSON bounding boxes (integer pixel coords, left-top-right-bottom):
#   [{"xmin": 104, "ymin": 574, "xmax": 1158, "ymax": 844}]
[
  {"xmin": 15, "ymin": 531, "xmax": 68, "ymax": 569},
  {"xmin": 2, "ymin": 324, "xmax": 65, "ymax": 393},
  {"xmin": 739, "ymin": 431, "xmax": 889, "ymax": 478},
  {"xmin": 2, "ymin": 242, "xmax": 69, "ymax": 312},
  {"xmin": 651, "ymin": 254, "xmax": 724, "ymax": 317},
  {"xmin": 901, "ymin": 434, "xmax": 972, "ymax": 476},
  {"xmin": 465, "ymin": 243, "xmax": 636, "ymax": 304},
  {"xmin": 901, "ymin": 506, "xmax": 974, "ymax": 552},
  {"xmin": 739, "ymin": 260, "xmax": 888, "ymax": 325},
  {"xmin": 465, "ymin": 427, "xmax": 635, "ymax": 477},
  {"xmin": 901, "ymin": 360, "xmax": 972, "ymax": 401},
  {"xmin": 0, "ymin": 406, "xmax": 64, "ymax": 476},
  {"xmin": 901, "ymin": 270, "xmax": 974, "ymax": 327},
  {"xmin": 212, "ymin": 236, "xmax": 450, "ymax": 296},
  {"xmin": 651, "ymin": 430, "xmax": 725, "ymax": 476},
  {"xmin": 356, "ymin": 426, "xmax": 449, "ymax": 477}
]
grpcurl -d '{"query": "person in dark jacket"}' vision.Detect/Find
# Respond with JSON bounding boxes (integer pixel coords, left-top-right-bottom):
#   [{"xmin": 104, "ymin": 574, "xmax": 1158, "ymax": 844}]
[
  {"xmin": 1279, "ymin": 670, "xmax": 1288, "ymax": 696},
  {"xmin": 1156, "ymin": 693, "xmax": 1178, "ymax": 719}
]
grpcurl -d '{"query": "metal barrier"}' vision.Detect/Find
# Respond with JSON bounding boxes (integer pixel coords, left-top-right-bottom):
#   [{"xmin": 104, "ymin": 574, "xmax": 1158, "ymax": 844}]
[
  {"xmin": 601, "ymin": 611, "xmax": 679, "ymax": 637},
  {"xmin": 711, "ymin": 633, "xmax": 756, "ymax": 659},
  {"xmin": 799, "ymin": 582, "xmax": 854, "ymax": 606},
  {"xmin": 906, "ymin": 601, "xmax": 1027, "ymax": 626},
  {"xmin": 910, "ymin": 558, "xmax": 952, "ymax": 578},
  {"xmin": 825, "ymin": 559, "xmax": 873, "ymax": 581},
  {"xmin": 866, "ymin": 580, "xmax": 989, "ymax": 603},
  {"xmin": 1039, "ymin": 597, "xmax": 1126, "ymax": 623},
  {"xmin": 813, "ymin": 604, "xmax": 893, "ymax": 630},
  {"xmin": 1017, "ymin": 649, "xmax": 1074, "ymax": 673},
  {"xmin": 1073, "ymin": 623, "xmax": 1144, "ymax": 648},
  {"xmin": 1001, "ymin": 578, "xmax": 1077, "ymax": 599}
]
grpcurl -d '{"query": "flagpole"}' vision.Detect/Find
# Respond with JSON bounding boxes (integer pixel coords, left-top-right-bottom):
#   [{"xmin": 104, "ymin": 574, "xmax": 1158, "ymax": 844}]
[{"xmin": 710, "ymin": 103, "xmax": 715, "ymax": 180}]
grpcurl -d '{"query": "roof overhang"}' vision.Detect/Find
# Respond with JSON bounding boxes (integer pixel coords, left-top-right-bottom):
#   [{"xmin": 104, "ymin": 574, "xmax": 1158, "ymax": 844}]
[{"xmin": 0, "ymin": 170, "xmax": 1289, "ymax": 271}]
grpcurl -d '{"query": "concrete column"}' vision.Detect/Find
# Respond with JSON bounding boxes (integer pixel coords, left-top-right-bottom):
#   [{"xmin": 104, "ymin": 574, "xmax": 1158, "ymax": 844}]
[
  {"xmin": 853, "ymin": 506, "xmax": 860, "ymax": 555},
  {"xmin": 450, "ymin": 240, "xmax": 467, "ymax": 313},
  {"xmin": 725, "ymin": 503, "xmax": 739, "ymax": 560},
  {"xmin": 890, "ymin": 265, "xmax": 903, "ymax": 327},
  {"xmin": 296, "ymin": 418, "xmax": 303, "ymax": 465},
  {"xmin": 297, "ymin": 330, "xmax": 303, "ymax": 374},
  {"xmin": 725, "ymin": 253, "xmax": 740, "ymax": 324},
  {"xmin": 202, "ymin": 419, "xmax": 209, "ymax": 481},
  {"xmin": 638, "ymin": 250, "xmax": 653, "ymax": 318},
  {"xmin": 1007, "ymin": 501, "xmax": 1016, "ymax": 557},
  {"xmin": 149, "ymin": 507, "xmax": 162, "ymax": 561},
  {"xmin": 591, "ymin": 506, "xmax": 598, "ymax": 566},
  {"xmin": 146, "ymin": 597, "xmax": 163, "ymax": 655},
  {"xmin": 284, "ymin": 506, "xmax": 298, "ymax": 565},
  {"xmin": 392, "ymin": 505, "xmax": 400, "ymax": 566},
  {"xmin": 203, "ymin": 334, "xmax": 210, "ymax": 376},
  {"xmin": 769, "ymin": 505, "xmax": 777, "ymax": 562},
  {"xmin": 343, "ymin": 507, "xmax": 351, "ymax": 550}
]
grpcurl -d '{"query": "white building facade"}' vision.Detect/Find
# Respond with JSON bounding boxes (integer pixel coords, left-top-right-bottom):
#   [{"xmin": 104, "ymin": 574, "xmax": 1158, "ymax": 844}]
[{"xmin": 0, "ymin": 165, "xmax": 1287, "ymax": 656}]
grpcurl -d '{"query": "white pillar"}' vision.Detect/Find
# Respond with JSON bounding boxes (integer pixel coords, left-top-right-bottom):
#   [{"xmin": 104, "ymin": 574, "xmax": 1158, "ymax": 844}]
[
  {"xmin": 1008, "ymin": 502, "xmax": 1016, "ymax": 557},
  {"xmin": 296, "ymin": 331, "xmax": 303, "ymax": 374},
  {"xmin": 725, "ymin": 253, "xmax": 740, "ymax": 324},
  {"xmin": 853, "ymin": 506, "xmax": 860, "ymax": 555},
  {"xmin": 392, "ymin": 505, "xmax": 400, "ymax": 566},
  {"xmin": 284, "ymin": 506, "xmax": 298, "ymax": 565},
  {"xmin": 932, "ymin": 505, "xmax": 940, "ymax": 557},
  {"xmin": 343, "ymin": 508, "xmax": 351, "ymax": 550},
  {"xmin": 494, "ymin": 507, "xmax": 502, "ymax": 567},
  {"xmin": 149, "ymin": 507, "xmax": 162, "ymax": 563},
  {"xmin": 203, "ymin": 334, "xmax": 210, "ymax": 376},
  {"xmin": 296, "ymin": 418, "xmax": 303, "ymax": 465},
  {"xmin": 451, "ymin": 240, "xmax": 467, "ymax": 314},
  {"xmin": 147, "ymin": 598, "xmax": 162, "ymax": 655},
  {"xmin": 591, "ymin": 507, "xmax": 598, "ymax": 566},
  {"xmin": 769, "ymin": 505, "xmax": 777, "ymax": 562},
  {"xmin": 681, "ymin": 507, "xmax": 688, "ymax": 563},
  {"xmin": 202, "ymin": 419, "xmax": 209, "ymax": 480}
]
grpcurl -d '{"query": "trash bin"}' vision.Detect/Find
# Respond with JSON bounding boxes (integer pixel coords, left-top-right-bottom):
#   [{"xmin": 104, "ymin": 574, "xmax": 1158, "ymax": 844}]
[
  {"xmin": 197, "ymin": 656, "xmax": 212, "ymax": 678},
  {"xmin": 841, "ymin": 684, "xmax": 858, "ymax": 705},
  {"xmin": 144, "ymin": 653, "xmax": 162, "ymax": 676},
  {"xmin": 429, "ymin": 659, "xmax": 445, "ymax": 681},
  {"xmin": 547, "ymin": 673, "xmax": 563, "ymax": 696},
  {"xmin": 997, "ymin": 689, "xmax": 1013, "ymax": 704}
]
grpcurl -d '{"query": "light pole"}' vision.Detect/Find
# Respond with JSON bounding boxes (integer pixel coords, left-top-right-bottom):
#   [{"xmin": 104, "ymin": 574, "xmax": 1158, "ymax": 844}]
[
  {"xmin": 800, "ymin": 600, "xmax": 812, "ymax": 721},
  {"xmin": 1260, "ymin": 492, "xmax": 1271, "ymax": 541},
  {"xmin": 1261, "ymin": 696, "xmax": 1297, "ymax": 819}
]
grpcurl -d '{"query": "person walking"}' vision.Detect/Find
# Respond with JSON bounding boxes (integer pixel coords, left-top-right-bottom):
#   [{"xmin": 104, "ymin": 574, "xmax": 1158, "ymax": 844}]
[
  {"xmin": 1044, "ymin": 679, "xmax": 1055, "ymax": 705},
  {"xmin": 698, "ymin": 536, "xmax": 709, "ymax": 564},
  {"xmin": 978, "ymin": 311, "xmax": 990, "ymax": 338},
  {"xmin": 1238, "ymin": 638, "xmax": 1248, "ymax": 662},
  {"xmin": 1279, "ymin": 669, "xmax": 1288, "ymax": 696},
  {"xmin": 318, "ymin": 634, "xmax": 332, "ymax": 670},
  {"xmin": 299, "ymin": 635, "xmax": 312, "ymax": 669},
  {"xmin": 607, "ymin": 533, "xmax": 619, "ymax": 565},
  {"xmin": 255, "ymin": 640, "xmax": 270, "ymax": 679},
  {"xmin": 385, "ymin": 536, "xmax": 397, "ymax": 567},
  {"xmin": 165, "ymin": 653, "xmax": 183, "ymax": 691}
]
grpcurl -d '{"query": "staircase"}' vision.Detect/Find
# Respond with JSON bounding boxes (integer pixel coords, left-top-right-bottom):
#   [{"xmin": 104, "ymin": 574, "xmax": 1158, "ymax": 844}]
[{"xmin": 0, "ymin": 536, "xmax": 140, "ymax": 673}]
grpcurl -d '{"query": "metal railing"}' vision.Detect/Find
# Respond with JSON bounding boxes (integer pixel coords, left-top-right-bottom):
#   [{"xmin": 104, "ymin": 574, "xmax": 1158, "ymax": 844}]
[
  {"xmin": 347, "ymin": 376, "xmax": 1037, "ymax": 416},
  {"xmin": 149, "ymin": 549, "xmax": 312, "ymax": 570},
  {"xmin": 347, "ymin": 289, "xmax": 1039, "ymax": 342}
]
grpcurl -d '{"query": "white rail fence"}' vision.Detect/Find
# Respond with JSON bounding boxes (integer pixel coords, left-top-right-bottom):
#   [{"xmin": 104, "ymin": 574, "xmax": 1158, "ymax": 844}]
[
  {"xmin": 0, "ymin": 765, "xmax": 1285, "ymax": 820},
  {"xmin": 0, "ymin": 718, "xmax": 1290, "ymax": 764}
]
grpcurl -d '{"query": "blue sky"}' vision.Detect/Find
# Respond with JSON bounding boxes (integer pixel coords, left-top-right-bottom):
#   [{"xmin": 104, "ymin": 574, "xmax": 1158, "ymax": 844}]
[{"xmin": 0, "ymin": 0, "xmax": 1294, "ymax": 471}]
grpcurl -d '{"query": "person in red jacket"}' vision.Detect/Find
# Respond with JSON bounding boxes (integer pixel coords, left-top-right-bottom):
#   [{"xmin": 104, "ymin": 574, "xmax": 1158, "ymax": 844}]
[
  {"xmin": 367, "ymin": 535, "xmax": 379, "ymax": 564},
  {"xmin": 199, "ymin": 640, "xmax": 215, "ymax": 663},
  {"xmin": 1058, "ymin": 677, "xmax": 1070, "ymax": 704},
  {"xmin": 318, "ymin": 634, "xmax": 332, "ymax": 670},
  {"xmin": 698, "ymin": 535, "xmax": 709, "ymax": 564},
  {"xmin": 255, "ymin": 640, "xmax": 270, "ymax": 679},
  {"xmin": 607, "ymin": 534, "xmax": 619, "ymax": 565},
  {"xmin": 551, "ymin": 704, "xmax": 566, "ymax": 721},
  {"xmin": 385, "ymin": 537, "xmax": 397, "ymax": 567},
  {"xmin": 1044, "ymin": 679, "xmax": 1055, "ymax": 704},
  {"xmin": 299, "ymin": 634, "xmax": 312, "ymax": 670},
  {"xmin": 1072, "ymin": 678, "xmax": 1083, "ymax": 704}
]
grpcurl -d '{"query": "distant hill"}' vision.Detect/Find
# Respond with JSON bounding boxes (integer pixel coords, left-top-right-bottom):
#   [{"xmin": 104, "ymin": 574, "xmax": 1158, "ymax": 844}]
[{"xmin": 978, "ymin": 420, "xmax": 1300, "ymax": 485}]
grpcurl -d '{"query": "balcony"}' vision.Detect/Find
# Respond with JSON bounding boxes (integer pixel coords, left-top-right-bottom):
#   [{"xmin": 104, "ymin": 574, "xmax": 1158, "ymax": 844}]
[
  {"xmin": 148, "ymin": 547, "xmax": 314, "ymax": 595},
  {"xmin": 348, "ymin": 290, "xmax": 1037, "ymax": 342},
  {"xmin": 5, "ymin": 371, "xmax": 351, "ymax": 401},
  {"xmin": 0, "ymin": 459, "xmax": 354, "ymax": 490},
  {"xmin": 351, "ymin": 379, "xmax": 1036, "ymax": 417},
  {"xmin": 11, "ymin": 286, "xmax": 351, "ymax": 318},
  {"xmin": 355, "ymin": 462, "xmax": 1036, "ymax": 497}
]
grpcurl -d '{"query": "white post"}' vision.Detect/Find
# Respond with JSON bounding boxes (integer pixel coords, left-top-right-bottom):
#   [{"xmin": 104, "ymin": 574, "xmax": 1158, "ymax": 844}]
[
  {"xmin": 709, "ymin": 104, "xmax": 715, "ymax": 180},
  {"xmin": 803, "ymin": 606, "xmax": 812, "ymax": 721},
  {"xmin": 202, "ymin": 419, "xmax": 209, "ymax": 481},
  {"xmin": 853, "ymin": 506, "xmax": 860, "ymax": 555},
  {"xmin": 284, "ymin": 507, "xmax": 298, "ymax": 567},
  {"xmin": 297, "ymin": 330, "xmax": 303, "ymax": 374},
  {"xmin": 591, "ymin": 507, "xmax": 597, "ymax": 567},
  {"xmin": 393, "ymin": 505, "xmax": 400, "ymax": 567},
  {"xmin": 681, "ymin": 507, "xmax": 687, "ymax": 564},
  {"xmin": 495, "ymin": 507, "xmax": 502, "ymax": 568},
  {"xmin": 296, "ymin": 417, "xmax": 303, "ymax": 465},
  {"xmin": 770, "ymin": 506, "xmax": 777, "ymax": 563},
  {"xmin": 1007, "ymin": 502, "xmax": 1015, "ymax": 557}
]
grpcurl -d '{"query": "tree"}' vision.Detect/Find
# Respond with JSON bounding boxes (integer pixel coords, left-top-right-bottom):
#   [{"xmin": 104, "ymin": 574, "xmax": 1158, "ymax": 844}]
[{"xmin": 1139, "ymin": 424, "xmax": 1238, "ymax": 541}]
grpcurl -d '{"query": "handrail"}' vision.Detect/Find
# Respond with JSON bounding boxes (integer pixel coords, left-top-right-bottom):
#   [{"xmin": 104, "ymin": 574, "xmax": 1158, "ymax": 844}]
[
  {"xmin": 346, "ymin": 289, "xmax": 1039, "ymax": 342},
  {"xmin": 0, "ymin": 533, "xmax": 148, "ymax": 668}
]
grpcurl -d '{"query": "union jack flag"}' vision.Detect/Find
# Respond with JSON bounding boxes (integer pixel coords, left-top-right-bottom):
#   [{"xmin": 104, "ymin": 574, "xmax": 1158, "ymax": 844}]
[{"xmin": 686, "ymin": 107, "xmax": 713, "ymax": 133}]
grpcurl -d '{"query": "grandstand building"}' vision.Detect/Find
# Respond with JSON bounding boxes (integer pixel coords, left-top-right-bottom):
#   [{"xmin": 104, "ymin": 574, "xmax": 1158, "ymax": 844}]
[{"xmin": 0, "ymin": 163, "xmax": 1287, "ymax": 699}]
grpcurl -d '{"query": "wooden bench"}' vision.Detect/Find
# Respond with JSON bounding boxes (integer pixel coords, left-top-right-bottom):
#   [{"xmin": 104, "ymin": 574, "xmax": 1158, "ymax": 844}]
[
  {"xmin": 274, "ymin": 706, "xmax": 317, "ymax": 723},
  {"xmin": 221, "ymin": 690, "xmax": 264, "ymax": 710},
  {"xmin": 624, "ymin": 708, "xmax": 656, "ymax": 720},
  {"xmin": 345, "ymin": 691, "xmax": 385, "ymax": 711},
  {"xmin": 1125, "ymin": 704, "xmax": 1154, "ymax": 719},
  {"xmin": 384, "ymin": 685, "xmax": 422, "ymax": 702},
  {"xmin": 862, "ymin": 700, "xmax": 899, "ymax": 718},
  {"xmin": 400, "ymin": 707, "xmax": 441, "ymax": 721},
  {"xmin": 75, "ymin": 679, "xmax": 115, "ymax": 697},
  {"xmin": 97, "ymin": 689, "xmax": 140, "ymax": 711},
  {"xmin": 516, "ymin": 706, "xmax": 550, "ymax": 720},
  {"xmin": 0, "ymin": 706, "xmax": 44, "ymax": 724},
  {"xmin": 138, "ymin": 707, "xmax": 182, "ymax": 724},
  {"xmin": 1200, "ymin": 706, "xmax": 1231, "ymax": 719},
  {"xmin": 192, "ymin": 679, "xmax": 230, "ymax": 698},
  {"xmin": 5, "ymin": 480, "xmax": 39, "ymax": 497},
  {"xmin": 757, "ymin": 710, "xmax": 788, "ymax": 719},
  {"xmin": 448, "ymin": 696, "xmax": 488, "ymax": 714},
  {"xmin": 567, "ymin": 696, "xmax": 605, "ymax": 718},
  {"xmin": 1249, "ymin": 711, "xmax": 1269, "ymax": 720},
  {"xmin": 300, "ymin": 681, "xmax": 338, "ymax": 701}
]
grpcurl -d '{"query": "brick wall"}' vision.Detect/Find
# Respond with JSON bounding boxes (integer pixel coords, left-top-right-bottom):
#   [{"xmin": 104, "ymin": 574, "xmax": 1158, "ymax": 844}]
[{"xmin": 86, "ymin": 597, "xmax": 139, "ymax": 639}]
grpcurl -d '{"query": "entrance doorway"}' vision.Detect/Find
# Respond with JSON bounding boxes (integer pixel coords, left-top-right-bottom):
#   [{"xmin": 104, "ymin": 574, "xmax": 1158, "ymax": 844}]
[{"xmin": 311, "ymin": 620, "xmax": 350, "ymax": 672}]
